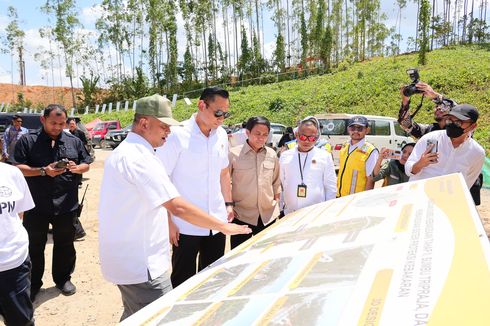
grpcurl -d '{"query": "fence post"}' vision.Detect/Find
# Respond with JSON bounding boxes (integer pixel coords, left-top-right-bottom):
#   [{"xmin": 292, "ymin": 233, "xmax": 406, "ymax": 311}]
[
  {"xmin": 84, "ymin": 106, "xmax": 89, "ymax": 114},
  {"xmin": 70, "ymin": 108, "xmax": 75, "ymax": 116},
  {"xmin": 132, "ymin": 101, "xmax": 137, "ymax": 111},
  {"xmin": 95, "ymin": 104, "xmax": 99, "ymax": 113},
  {"xmin": 101, "ymin": 104, "xmax": 107, "ymax": 113},
  {"xmin": 172, "ymin": 94, "xmax": 178, "ymax": 107},
  {"xmin": 124, "ymin": 101, "xmax": 129, "ymax": 111},
  {"xmin": 0, "ymin": 102, "xmax": 4, "ymax": 112},
  {"xmin": 108, "ymin": 102, "xmax": 113, "ymax": 113},
  {"xmin": 116, "ymin": 101, "xmax": 120, "ymax": 112}
]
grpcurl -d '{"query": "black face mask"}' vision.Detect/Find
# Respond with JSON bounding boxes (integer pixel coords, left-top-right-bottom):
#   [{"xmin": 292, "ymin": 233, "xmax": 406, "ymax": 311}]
[{"xmin": 445, "ymin": 121, "xmax": 465, "ymax": 138}]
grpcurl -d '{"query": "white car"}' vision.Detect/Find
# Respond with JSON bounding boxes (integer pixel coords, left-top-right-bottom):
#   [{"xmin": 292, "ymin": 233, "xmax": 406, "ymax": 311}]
[
  {"xmin": 269, "ymin": 123, "xmax": 287, "ymax": 148},
  {"xmin": 315, "ymin": 113, "xmax": 415, "ymax": 169}
]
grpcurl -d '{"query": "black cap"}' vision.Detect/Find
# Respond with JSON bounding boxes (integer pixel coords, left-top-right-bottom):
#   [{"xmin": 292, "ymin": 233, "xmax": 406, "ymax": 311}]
[
  {"xmin": 448, "ymin": 104, "xmax": 479, "ymax": 122},
  {"xmin": 348, "ymin": 116, "xmax": 369, "ymax": 127}
]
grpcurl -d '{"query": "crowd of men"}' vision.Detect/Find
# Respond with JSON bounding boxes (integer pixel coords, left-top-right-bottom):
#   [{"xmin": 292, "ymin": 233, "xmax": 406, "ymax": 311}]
[{"xmin": 0, "ymin": 83, "xmax": 485, "ymax": 324}]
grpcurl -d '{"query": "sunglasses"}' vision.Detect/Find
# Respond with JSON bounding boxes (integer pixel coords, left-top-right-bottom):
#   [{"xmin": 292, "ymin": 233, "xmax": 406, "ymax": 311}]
[
  {"xmin": 298, "ymin": 134, "xmax": 317, "ymax": 142},
  {"xmin": 15, "ymin": 120, "xmax": 23, "ymax": 123},
  {"xmin": 213, "ymin": 110, "xmax": 231, "ymax": 119},
  {"xmin": 349, "ymin": 125, "xmax": 366, "ymax": 131}
]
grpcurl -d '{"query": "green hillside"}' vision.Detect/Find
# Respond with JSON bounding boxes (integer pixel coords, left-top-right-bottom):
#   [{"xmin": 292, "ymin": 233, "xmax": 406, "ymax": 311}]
[{"xmin": 84, "ymin": 44, "xmax": 490, "ymax": 151}]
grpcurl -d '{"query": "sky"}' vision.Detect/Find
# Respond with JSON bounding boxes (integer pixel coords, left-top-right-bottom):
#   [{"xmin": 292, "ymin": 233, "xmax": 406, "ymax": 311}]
[{"xmin": 0, "ymin": 0, "xmax": 485, "ymax": 88}]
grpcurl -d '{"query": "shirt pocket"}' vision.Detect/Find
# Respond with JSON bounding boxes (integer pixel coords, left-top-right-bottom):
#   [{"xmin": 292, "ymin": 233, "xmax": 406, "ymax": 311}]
[
  {"xmin": 62, "ymin": 147, "xmax": 80, "ymax": 164},
  {"xmin": 261, "ymin": 160, "xmax": 275, "ymax": 181}
]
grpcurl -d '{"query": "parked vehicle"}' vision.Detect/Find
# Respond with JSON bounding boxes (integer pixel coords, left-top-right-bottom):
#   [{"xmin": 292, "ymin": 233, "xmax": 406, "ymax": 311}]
[
  {"xmin": 90, "ymin": 120, "xmax": 121, "ymax": 148},
  {"xmin": 315, "ymin": 113, "xmax": 414, "ymax": 169},
  {"xmin": 0, "ymin": 112, "xmax": 95, "ymax": 159},
  {"xmin": 104, "ymin": 124, "xmax": 132, "ymax": 149},
  {"xmin": 270, "ymin": 123, "xmax": 287, "ymax": 148}
]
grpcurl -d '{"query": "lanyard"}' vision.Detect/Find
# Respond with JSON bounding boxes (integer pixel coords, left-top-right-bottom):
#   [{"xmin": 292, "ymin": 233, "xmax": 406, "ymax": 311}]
[{"xmin": 297, "ymin": 152, "xmax": 309, "ymax": 184}]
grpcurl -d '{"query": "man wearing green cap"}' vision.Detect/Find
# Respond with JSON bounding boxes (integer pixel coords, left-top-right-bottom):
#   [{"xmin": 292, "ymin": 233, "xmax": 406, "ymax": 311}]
[{"xmin": 98, "ymin": 94, "xmax": 250, "ymax": 321}]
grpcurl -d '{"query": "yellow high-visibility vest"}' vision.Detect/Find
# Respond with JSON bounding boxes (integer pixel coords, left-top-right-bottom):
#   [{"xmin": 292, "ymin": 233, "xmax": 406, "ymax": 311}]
[{"xmin": 337, "ymin": 142, "xmax": 376, "ymax": 197}]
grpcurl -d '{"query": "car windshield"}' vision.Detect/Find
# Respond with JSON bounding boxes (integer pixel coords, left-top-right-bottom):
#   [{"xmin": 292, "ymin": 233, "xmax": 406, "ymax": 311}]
[
  {"xmin": 271, "ymin": 125, "xmax": 285, "ymax": 134},
  {"xmin": 93, "ymin": 123, "xmax": 105, "ymax": 131},
  {"xmin": 319, "ymin": 119, "xmax": 348, "ymax": 135}
]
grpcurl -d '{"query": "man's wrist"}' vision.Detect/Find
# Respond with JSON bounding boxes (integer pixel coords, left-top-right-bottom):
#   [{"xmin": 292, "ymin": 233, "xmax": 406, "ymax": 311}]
[
  {"xmin": 39, "ymin": 167, "xmax": 47, "ymax": 176},
  {"xmin": 225, "ymin": 201, "xmax": 235, "ymax": 207}
]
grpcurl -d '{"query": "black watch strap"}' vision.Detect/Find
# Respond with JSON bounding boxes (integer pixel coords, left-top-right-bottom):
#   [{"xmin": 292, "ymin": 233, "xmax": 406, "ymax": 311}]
[{"xmin": 225, "ymin": 201, "xmax": 235, "ymax": 207}]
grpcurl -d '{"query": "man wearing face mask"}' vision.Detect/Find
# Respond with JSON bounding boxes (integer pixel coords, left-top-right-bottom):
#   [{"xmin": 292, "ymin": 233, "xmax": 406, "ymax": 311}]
[{"xmin": 405, "ymin": 104, "xmax": 485, "ymax": 189}]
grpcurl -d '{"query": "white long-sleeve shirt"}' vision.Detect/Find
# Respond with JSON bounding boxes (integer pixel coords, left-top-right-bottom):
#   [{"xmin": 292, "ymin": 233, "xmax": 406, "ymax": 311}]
[
  {"xmin": 405, "ymin": 130, "xmax": 484, "ymax": 188},
  {"xmin": 280, "ymin": 147, "xmax": 337, "ymax": 214}
]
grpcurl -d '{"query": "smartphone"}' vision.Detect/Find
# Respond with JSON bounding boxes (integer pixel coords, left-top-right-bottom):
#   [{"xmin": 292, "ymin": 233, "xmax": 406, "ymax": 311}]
[
  {"xmin": 54, "ymin": 159, "xmax": 69, "ymax": 169},
  {"xmin": 426, "ymin": 139, "xmax": 438, "ymax": 153},
  {"xmin": 386, "ymin": 149, "xmax": 402, "ymax": 160}
]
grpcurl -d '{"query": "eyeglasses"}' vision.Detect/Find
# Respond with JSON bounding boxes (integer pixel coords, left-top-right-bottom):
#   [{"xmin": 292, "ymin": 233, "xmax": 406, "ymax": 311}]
[
  {"xmin": 298, "ymin": 134, "xmax": 317, "ymax": 142},
  {"xmin": 213, "ymin": 110, "xmax": 231, "ymax": 119},
  {"xmin": 445, "ymin": 118, "xmax": 468, "ymax": 128},
  {"xmin": 15, "ymin": 120, "xmax": 22, "ymax": 123},
  {"xmin": 349, "ymin": 125, "xmax": 366, "ymax": 131}
]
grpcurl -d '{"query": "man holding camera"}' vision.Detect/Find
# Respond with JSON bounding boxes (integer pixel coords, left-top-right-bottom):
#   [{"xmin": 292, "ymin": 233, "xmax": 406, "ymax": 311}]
[
  {"xmin": 405, "ymin": 104, "xmax": 484, "ymax": 189},
  {"xmin": 14, "ymin": 104, "xmax": 92, "ymax": 301},
  {"xmin": 398, "ymin": 71, "xmax": 483, "ymax": 204}
]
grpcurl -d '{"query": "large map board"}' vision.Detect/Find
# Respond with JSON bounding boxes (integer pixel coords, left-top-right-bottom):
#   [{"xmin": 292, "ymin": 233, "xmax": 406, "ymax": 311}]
[{"xmin": 122, "ymin": 173, "xmax": 490, "ymax": 326}]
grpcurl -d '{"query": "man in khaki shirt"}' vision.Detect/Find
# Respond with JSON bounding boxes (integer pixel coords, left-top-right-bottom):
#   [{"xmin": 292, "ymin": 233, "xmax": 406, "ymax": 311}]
[{"xmin": 229, "ymin": 116, "xmax": 281, "ymax": 248}]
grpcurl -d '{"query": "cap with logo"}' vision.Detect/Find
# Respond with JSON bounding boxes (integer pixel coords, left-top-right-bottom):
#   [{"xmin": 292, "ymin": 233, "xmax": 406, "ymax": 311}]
[
  {"xmin": 348, "ymin": 115, "xmax": 369, "ymax": 127},
  {"xmin": 135, "ymin": 94, "xmax": 181, "ymax": 126},
  {"xmin": 448, "ymin": 104, "xmax": 479, "ymax": 122}
]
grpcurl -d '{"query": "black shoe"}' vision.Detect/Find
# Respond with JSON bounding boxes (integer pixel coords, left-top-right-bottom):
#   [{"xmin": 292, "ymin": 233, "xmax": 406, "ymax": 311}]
[
  {"xmin": 74, "ymin": 230, "xmax": 86, "ymax": 241},
  {"xmin": 30, "ymin": 288, "xmax": 40, "ymax": 302},
  {"xmin": 56, "ymin": 281, "xmax": 76, "ymax": 296}
]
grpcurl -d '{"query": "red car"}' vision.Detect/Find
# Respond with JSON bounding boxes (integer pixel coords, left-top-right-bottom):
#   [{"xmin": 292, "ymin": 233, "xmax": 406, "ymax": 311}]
[{"xmin": 90, "ymin": 120, "xmax": 121, "ymax": 148}]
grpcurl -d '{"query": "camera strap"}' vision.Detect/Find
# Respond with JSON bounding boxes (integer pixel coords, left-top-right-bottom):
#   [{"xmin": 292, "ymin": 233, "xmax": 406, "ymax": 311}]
[{"xmin": 410, "ymin": 95, "xmax": 425, "ymax": 119}]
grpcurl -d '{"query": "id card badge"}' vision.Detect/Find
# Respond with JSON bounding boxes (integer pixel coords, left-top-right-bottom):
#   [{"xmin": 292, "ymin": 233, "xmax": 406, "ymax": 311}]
[{"xmin": 297, "ymin": 184, "xmax": 307, "ymax": 198}]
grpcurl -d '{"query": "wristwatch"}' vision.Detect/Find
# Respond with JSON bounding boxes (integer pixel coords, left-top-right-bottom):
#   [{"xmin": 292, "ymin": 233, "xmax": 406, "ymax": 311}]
[
  {"xmin": 225, "ymin": 202, "xmax": 235, "ymax": 207},
  {"xmin": 39, "ymin": 167, "xmax": 47, "ymax": 176}
]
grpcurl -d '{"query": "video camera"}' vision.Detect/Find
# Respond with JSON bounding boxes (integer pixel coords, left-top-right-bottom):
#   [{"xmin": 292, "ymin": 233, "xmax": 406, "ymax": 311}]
[{"xmin": 402, "ymin": 68, "xmax": 424, "ymax": 97}]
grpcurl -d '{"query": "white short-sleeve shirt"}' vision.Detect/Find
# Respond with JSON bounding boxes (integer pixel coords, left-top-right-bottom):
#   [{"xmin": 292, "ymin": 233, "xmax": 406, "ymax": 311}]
[
  {"xmin": 279, "ymin": 147, "xmax": 337, "ymax": 214},
  {"xmin": 98, "ymin": 132, "xmax": 179, "ymax": 285},
  {"xmin": 405, "ymin": 130, "xmax": 485, "ymax": 188},
  {"xmin": 0, "ymin": 162, "xmax": 35, "ymax": 272},
  {"xmin": 156, "ymin": 114, "xmax": 229, "ymax": 236}
]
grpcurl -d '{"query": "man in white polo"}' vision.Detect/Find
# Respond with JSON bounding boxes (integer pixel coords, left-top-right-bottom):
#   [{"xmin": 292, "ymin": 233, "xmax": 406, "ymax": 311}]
[
  {"xmin": 156, "ymin": 87, "xmax": 233, "ymax": 288},
  {"xmin": 98, "ymin": 94, "xmax": 250, "ymax": 321}
]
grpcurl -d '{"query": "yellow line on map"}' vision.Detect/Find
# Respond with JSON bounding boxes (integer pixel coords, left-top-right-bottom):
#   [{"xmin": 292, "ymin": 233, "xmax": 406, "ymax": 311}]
[
  {"xmin": 394, "ymin": 204, "xmax": 413, "ymax": 233},
  {"xmin": 140, "ymin": 306, "xmax": 170, "ymax": 326},
  {"xmin": 177, "ymin": 268, "xmax": 224, "ymax": 301},
  {"xmin": 194, "ymin": 301, "xmax": 224, "ymax": 326},
  {"xmin": 256, "ymin": 296, "xmax": 288, "ymax": 324},
  {"xmin": 424, "ymin": 174, "xmax": 490, "ymax": 325},
  {"xmin": 227, "ymin": 260, "xmax": 270, "ymax": 297},
  {"xmin": 288, "ymin": 252, "xmax": 323, "ymax": 289},
  {"xmin": 357, "ymin": 269, "xmax": 393, "ymax": 326},
  {"xmin": 311, "ymin": 201, "xmax": 335, "ymax": 223},
  {"xmin": 337, "ymin": 196, "xmax": 355, "ymax": 217}
]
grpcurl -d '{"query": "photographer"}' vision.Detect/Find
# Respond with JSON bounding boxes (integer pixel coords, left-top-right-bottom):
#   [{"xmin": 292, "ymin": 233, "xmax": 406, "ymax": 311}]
[{"xmin": 398, "ymin": 82, "xmax": 456, "ymax": 139}]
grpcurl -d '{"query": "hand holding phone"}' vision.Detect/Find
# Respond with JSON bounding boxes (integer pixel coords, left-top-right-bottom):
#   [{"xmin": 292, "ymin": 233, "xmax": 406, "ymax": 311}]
[
  {"xmin": 54, "ymin": 158, "xmax": 69, "ymax": 169},
  {"xmin": 426, "ymin": 139, "xmax": 438, "ymax": 153},
  {"xmin": 385, "ymin": 149, "xmax": 402, "ymax": 160}
]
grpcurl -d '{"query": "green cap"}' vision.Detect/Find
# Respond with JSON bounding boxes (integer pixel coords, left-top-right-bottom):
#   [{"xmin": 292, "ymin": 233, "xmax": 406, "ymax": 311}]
[{"xmin": 135, "ymin": 94, "xmax": 181, "ymax": 126}]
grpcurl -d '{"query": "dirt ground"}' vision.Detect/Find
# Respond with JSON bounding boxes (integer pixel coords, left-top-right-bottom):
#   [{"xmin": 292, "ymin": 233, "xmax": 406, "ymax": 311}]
[{"xmin": 1, "ymin": 148, "xmax": 489, "ymax": 326}]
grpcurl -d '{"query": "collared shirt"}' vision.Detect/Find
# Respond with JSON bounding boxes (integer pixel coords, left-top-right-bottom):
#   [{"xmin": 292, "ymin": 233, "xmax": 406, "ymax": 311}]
[
  {"xmin": 2, "ymin": 125, "xmax": 28, "ymax": 158},
  {"xmin": 0, "ymin": 163, "xmax": 35, "ymax": 272},
  {"xmin": 156, "ymin": 114, "xmax": 229, "ymax": 236},
  {"xmin": 98, "ymin": 132, "xmax": 179, "ymax": 284},
  {"xmin": 405, "ymin": 130, "xmax": 485, "ymax": 188},
  {"xmin": 229, "ymin": 142, "xmax": 281, "ymax": 226},
  {"xmin": 14, "ymin": 128, "xmax": 93, "ymax": 215},
  {"xmin": 280, "ymin": 147, "xmax": 337, "ymax": 214},
  {"xmin": 347, "ymin": 138, "xmax": 379, "ymax": 176}
]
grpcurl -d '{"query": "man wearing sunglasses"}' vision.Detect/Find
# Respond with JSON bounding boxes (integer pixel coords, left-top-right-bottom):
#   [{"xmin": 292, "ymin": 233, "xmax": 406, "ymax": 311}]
[
  {"xmin": 2, "ymin": 115, "xmax": 28, "ymax": 164},
  {"xmin": 280, "ymin": 116, "xmax": 336, "ymax": 214},
  {"xmin": 156, "ymin": 87, "xmax": 234, "ymax": 288},
  {"xmin": 337, "ymin": 115, "xmax": 379, "ymax": 197},
  {"xmin": 405, "ymin": 104, "xmax": 484, "ymax": 190}
]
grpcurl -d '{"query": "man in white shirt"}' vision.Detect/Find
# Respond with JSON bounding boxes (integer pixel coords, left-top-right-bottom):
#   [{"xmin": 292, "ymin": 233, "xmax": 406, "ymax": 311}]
[
  {"xmin": 405, "ymin": 104, "xmax": 484, "ymax": 189},
  {"xmin": 98, "ymin": 94, "xmax": 250, "ymax": 321},
  {"xmin": 0, "ymin": 162, "xmax": 35, "ymax": 325},
  {"xmin": 157, "ymin": 87, "xmax": 234, "ymax": 288},
  {"xmin": 280, "ymin": 116, "xmax": 337, "ymax": 214}
]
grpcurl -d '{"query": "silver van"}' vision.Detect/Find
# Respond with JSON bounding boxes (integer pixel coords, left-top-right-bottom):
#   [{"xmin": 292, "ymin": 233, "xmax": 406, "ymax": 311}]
[{"xmin": 315, "ymin": 113, "xmax": 414, "ymax": 169}]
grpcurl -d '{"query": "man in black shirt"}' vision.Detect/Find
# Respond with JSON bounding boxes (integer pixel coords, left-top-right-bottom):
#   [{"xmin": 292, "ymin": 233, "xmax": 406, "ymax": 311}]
[
  {"xmin": 67, "ymin": 118, "xmax": 88, "ymax": 145},
  {"xmin": 14, "ymin": 104, "xmax": 93, "ymax": 301}
]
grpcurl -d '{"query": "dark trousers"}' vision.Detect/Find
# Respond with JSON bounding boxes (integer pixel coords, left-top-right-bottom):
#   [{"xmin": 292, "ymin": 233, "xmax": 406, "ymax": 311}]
[
  {"xmin": 0, "ymin": 257, "xmax": 34, "ymax": 326},
  {"xmin": 23, "ymin": 211, "xmax": 77, "ymax": 292},
  {"xmin": 230, "ymin": 217, "xmax": 271, "ymax": 249},
  {"xmin": 171, "ymin": 232, "xmax": 225, "ymax": 288}
]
